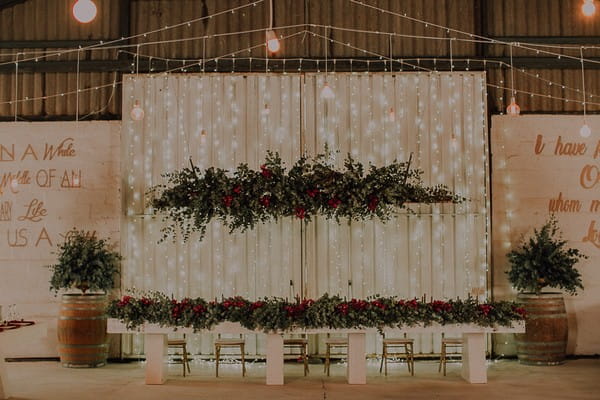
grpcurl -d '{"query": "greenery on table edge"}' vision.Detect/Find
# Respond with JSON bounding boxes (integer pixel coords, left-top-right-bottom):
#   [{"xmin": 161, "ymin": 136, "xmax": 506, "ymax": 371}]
[
  {"xmin": 107, "ymin": 292, "xmax": 526, "ymax": 333},
  {"xmin": 148, "ymin": 151, "xmax": 464, "ymax": 241}
]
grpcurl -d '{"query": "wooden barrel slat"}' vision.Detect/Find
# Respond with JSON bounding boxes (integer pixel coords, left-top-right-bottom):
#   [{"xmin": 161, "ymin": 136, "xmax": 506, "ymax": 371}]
[
  {"xmin": 58, "ymin": 294, "xmax": 108, "ymax": 368},
  {"xmin": 516, "ymin": 293, "xmax": 568, "ymax": 366}
]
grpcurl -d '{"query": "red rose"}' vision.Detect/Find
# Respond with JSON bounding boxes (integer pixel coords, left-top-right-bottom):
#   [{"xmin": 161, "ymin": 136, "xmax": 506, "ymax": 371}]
[
  {"xmin": 479, "ymin": 304, "xmax": 493, "ymax": 316},
  {"xmin": 328, "ymin": 197, "xmax": 342, "ymax": 208},
  {"xmin": 260, "ymin": 164, "xmax": 273, "ymax": 179},
  {"xmin": 118, "ymin": 295, "xmax": 132, "ymax": 307},
  {"xmin": 251, "ymin": 301, "xmax": 265, "ymax": 310},
  {"xmin": 307, "ymin": 188, "xmax": 319, "ymax": 198},
  {"xmin": 260, "ymin": 195, "xmax": 271, "ymax": 207},
  {"xmin": 295, "ymin": 207, "xmax": 306, "ymax": 219},
  {"xmin": 368, "ymin": 195, "xmax": 379, "ymax": 211},
  {"xmin": 233, "ymin": 186, "xmax": 242, "ymax": 194},
  {"xmin": 223, "ymin": 195, "xmax": 234, "ymax": 207},
  {"xmin": 193, "ymin": 304, "xmax": 205, "ymax": 314}
]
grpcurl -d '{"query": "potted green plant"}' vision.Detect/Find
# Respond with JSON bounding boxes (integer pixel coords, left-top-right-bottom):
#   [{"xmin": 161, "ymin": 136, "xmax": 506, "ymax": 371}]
[
  {"xmin": 49, "ymin": 230, "xmax": 121, "ymax": 368},
  {"xmin": 506, "ymin": 216, "xmax": 586, "ymax": 365}
]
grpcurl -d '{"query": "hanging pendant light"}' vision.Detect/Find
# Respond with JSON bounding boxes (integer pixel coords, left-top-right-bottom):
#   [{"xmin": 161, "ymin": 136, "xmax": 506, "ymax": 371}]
[
  {"xmin": 265, "ymin": 30, "xmax": 280, "ymax": 53},
  {"xmin": 73, "ymin": 0, "xmax": 97, "ymax": 23},
  {"xmin": 506, "ymin": 97, "xmax": 521, "ymax": 116},
  {"xmin": 582, "ymin": 0, "xmax": 596, "ymax": 16}
]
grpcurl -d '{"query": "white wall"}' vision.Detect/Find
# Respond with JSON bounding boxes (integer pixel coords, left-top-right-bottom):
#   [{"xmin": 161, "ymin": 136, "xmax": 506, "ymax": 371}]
[
  {"xmin": 491, "ymin": 115, "xmax": 600, "ymax": 355},
  {"xmin": 0, "ymin": 121, "xmax": 120, "ymax": 357}
]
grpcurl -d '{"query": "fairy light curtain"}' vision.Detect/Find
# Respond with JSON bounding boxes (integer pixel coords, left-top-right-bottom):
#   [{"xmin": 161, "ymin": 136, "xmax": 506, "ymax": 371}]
[{"xmin": 121, "ymin": 71, "xmax": 488, "ymax": 357}]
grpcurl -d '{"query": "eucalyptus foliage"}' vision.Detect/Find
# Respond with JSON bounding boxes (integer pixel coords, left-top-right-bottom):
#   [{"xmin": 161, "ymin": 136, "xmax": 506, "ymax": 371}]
[
  {"xmin": 148, "ymin": 151, "xmax": 464, "ymax": 241},
  {"xmin": 506, "ymin": 217, "xmax": 586, "ymax": 295},
  {"xmin": 107, "ymin": 292, "xmax": 526, "ymax": 332},
  {"xmin": 49, "ymin": 231, "xmax": 121, "ymax": 294}
]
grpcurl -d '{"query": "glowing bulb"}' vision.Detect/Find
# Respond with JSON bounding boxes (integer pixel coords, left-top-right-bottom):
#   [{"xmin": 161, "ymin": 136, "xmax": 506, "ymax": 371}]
[
  {"xmin": 582, "ymin": 0, "xmax": 596, "ymax": 16},
  {"xmin": 201, "ymin": 129, "xmax": 207, "ymax": 137},
  {"xmin": 130, "ymin": 100, "xmax": 145, "ymax": 121},
  {"xmin": 261, "ymin": 103, "xmax": 271, "ymax": 116},
  {"xmin": 320, "ymin": 82, "xmax": 335, "ymax": 99},
  {"xmin": 388, "ymin": 107, "xmax": 396, "ymax": 122},
  {"xmin": 506, "ymin": 97, "xmax": 520, "ymax": 116},
  {"xmin": 266, "ymin": 30, "xmax": 280, "ymax": 53},
  {"xmin": 72, "ymin": 0, "xmax": 97, "ymax": 23},
  {"xmin": 580, "ymin": 123, "xmax": 592, "ymax": 138},
  {"xmin": 10, "ymin": 179, "xmax": 18, "ymax": 190}
]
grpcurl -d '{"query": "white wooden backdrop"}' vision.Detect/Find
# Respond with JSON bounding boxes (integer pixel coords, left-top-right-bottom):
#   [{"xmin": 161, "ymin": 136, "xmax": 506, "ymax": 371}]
[{"xmin": 121, "ymin": 72, "xmax": 489, "ymax": 357}]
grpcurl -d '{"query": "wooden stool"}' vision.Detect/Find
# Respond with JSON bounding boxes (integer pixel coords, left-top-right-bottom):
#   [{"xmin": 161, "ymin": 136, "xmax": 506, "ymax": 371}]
[
  {"xmin": 439, "ymin": 335, "xmax": 463, "ymax": 376},
  {"xmin": 379, "ymin": 334, "xmax": 414, "ymax": 376},
  {"xmin": 323, "ymin": 336, "xmax": 348, "ymax": 376},
  {"xmin": 167, "ymin": 338, "xmax": 191, "ymax": 377},
  {"xmin": 214, "ymin": 334, "xmax": 246, "ymax": 377},
  {"xmin": 283, "ymin": 336, "xmax": 309, "ymax": 376}
]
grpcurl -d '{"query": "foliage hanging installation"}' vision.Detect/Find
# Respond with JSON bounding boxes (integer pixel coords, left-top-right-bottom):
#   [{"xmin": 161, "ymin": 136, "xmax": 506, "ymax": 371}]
[{"xmin": 148, "ymin": 151, "xmax": 465, "ymax": 241}]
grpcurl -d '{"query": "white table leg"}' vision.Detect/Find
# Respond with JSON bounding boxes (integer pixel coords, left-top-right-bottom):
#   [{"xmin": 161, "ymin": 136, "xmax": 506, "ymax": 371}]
[
  {"xmin": 145, "ymin": 333, "xmax": 167, "ymax": 385},
  {"xmin": 0, "ymin": 351, "xmax": 10, "ymax": 400},
  {"xmin": 461, "ymin": 332, "xmax": 487, "ymax": 384},
  {"xmin": 266, "ymin": 334, "xmax": 284, "ymax": 385},
  {"xmin": 347, "ymin": 332, "xmax": 366, "ymax": 384}
]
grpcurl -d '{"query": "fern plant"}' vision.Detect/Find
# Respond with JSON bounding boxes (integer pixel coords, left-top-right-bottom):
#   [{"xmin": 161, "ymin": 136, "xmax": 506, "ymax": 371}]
[
  {"xmin": 49, "ymin": 230, "xmax": 121, "ymax": 294},
  {"xmin": 506, "ymin": 217, "xmax": 586, "ymax": 295}
]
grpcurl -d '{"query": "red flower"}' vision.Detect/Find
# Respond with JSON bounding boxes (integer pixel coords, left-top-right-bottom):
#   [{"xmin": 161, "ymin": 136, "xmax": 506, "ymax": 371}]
[
  {"xmin": 513, "ymin": 306, "xmax": 527, "ymax": 317},
  {"xmin": 260, "ymin": 195, "xmax": 271, "ymax": 207},
  {"xmin": 479, "ymin": 304, "xmax": 493, "ymax": 316},
  {"xmin": 367, "ymin": 195, "xmax": 379, "ymax": 211},
  {"xmin": 350, "ymin": 299, "xmax": 368, "ymax": 310},
  {"xmin": 193, "ymin": 304, "xmax": 206, "ymax": 314},
  {"xmin": 295, "ymin": 207, "xmax": 306, "ymax": 219},
  {"xmin": 307, "ymin": 188, "xmax": 319, "ymax": 198},
  {"xmin": 118, "ymin": 296, "xmax": 132, "ymax": 307},
  {"xmin": 233, "ymin": 186, "xmax": 242, "ymax": 194},
  {"xmin": 139, "ymin": 297, "xmax": 153, "ymax": 306},
  {"xmin": 370, "ymin": 300, "xmax": 387, "ymax": 310},
  {"xmin": 336, "ymin": 303, "xmax": 349, "ymax": 315},
  {"xmin": 407, "ymin": 299, "xmax": 419, "ymax": 309},
  {"xmin": 260, "ymin": 164, "xmax": 273, "ymax": 179},
  {"xmin": 431, "ymin": 300, "xmax": 452, "ymax": 313},
  {"xmin": 251, "ymin": 301, "xmax": 265, "ymax": 310},
  {"xmin": 223, "ymin": 195, "xmax": 234, "ymax": 207},
  {"xmin": 327, "ymin": 197, "xmax": 342, "ymax": 208}
]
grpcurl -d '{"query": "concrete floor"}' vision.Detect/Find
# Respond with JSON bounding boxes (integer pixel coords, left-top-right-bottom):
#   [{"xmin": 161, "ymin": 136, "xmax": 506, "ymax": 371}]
[{"xmin": 4, "ymin": 358, "xmax": 600, "ymax": 400}]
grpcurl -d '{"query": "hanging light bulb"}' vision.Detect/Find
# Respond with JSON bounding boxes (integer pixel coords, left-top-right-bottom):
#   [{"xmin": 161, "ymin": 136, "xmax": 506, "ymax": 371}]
[
  {"xmin": 506, "ymin": 97, "xmax": 521, "ymax": 116},
  {"xmin": 582, "ymin": 0, "xmax": 596, "ymax": 16},
  {"xmin": 388, "ymin": 107, "xmax": 396, "ymax": 122},
  {"xmin": 580, "ymin": 123, "xmax": 592, "ymax": 138},
  {"xmin": 72, "ymin": 0, "xmax": 97, "ymax": 23},
  {"xmin": 320, "ymin": 82, "xmax": 335, "ymax": 99},
  {"xmin": 130, "ymin": 100, "xmax": 145, "ymax": 121},
  {"xmin": 265, "ymin": 30, "xmax": 281, "ymax": 53}
]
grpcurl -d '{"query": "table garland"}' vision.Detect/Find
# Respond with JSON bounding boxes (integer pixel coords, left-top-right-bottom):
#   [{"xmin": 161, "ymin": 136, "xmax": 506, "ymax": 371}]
[
  {"xmin": 108, "ymin": 292, "xmax": 526, "ymax": 333},
  {"xmin": 148, "ymin": 151, "xmax": 464, "ymax": 241}
]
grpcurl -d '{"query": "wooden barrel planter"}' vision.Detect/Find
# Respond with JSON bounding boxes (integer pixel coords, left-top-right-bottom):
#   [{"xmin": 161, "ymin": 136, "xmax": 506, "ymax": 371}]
[
  {"xmin": 516, "ymin": 293, "xmax": 568, "ymax": 365},
  {"xmin": 57, "ymin": 294, "xmax": 108, "ymax": 368}
]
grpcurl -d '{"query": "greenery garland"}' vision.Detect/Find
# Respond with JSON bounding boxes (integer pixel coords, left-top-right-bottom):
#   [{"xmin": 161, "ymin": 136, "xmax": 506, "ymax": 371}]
[
  {"xmin": 107, "ymin": 292, "xmax": 526, "ymax": 332},
  {"xmin": 148, "ymin": 151, "xmax": 464, "ymax": 241}
]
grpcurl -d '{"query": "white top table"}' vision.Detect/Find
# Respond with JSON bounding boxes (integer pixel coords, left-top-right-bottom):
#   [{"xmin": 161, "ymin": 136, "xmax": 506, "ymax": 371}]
[{"xmin": 108, "ymin": 319, "xmax": 524, "ymax": 386}]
